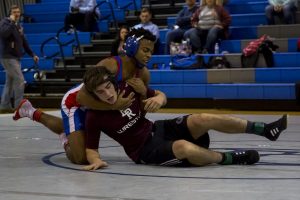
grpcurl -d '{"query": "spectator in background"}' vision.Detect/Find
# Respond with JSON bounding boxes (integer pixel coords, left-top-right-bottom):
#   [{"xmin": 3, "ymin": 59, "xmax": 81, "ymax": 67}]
[
  {"xmin": 265, "ymin": 0, "xmax": 298, "ymax": 25},
  {"xmin": 111, "ymin": 25, "xmax": 130, "ymax": 56},
  {"xmin": 184, "ymin": 0, "xmax": 231, "ymax": 53},
  {"xmin": 133, "ymin": 8, "xmax": 160, "ymax": 54},
  {"xmin": 64, "ymin": 0, "xmax": 100, "ymax": 32},
  {"xmin": 0, "ymin": 5, "xmax": 39, "ymax": 113},
  {"xmin": 165, "ymin": 0, "xmax": 198, "ymax": 54}
]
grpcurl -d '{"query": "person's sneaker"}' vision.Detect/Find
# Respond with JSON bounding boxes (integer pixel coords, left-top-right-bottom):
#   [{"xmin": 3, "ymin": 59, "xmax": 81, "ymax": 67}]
[
  {"xmin": 264, "ymin": 114, "xmax": 288, "ymax": 141},
  {"xmin": 13, "ymin": 99, "xmax": 36, "ymax": 121},
  {"xmin": 221, "ymin": 150, "xmax": 260, "ymax": 165},
  {"xmin": 231, "ymin": 150, "xmax": 260, "ymax": 165}
]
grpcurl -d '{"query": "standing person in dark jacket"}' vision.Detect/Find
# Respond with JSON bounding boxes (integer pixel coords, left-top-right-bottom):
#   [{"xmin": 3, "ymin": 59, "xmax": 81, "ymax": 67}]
[
  {"xmin": 165, "ymin": 0, "xmax": 199, "ymax": 54},
  {"xmin": 0, "ymin": 5, "xmax": 39, "ymax": 113},
  {"xmin": 110, "ymin": 25, "xmax": 129, "ymax": 56}
]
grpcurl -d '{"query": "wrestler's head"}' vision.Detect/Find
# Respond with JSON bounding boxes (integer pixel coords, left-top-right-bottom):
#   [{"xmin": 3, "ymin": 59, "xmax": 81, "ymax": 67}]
[
  {"xmin": 124, "ymin": 28, "xmax": 156, "ymax": 67},
  {"xmin": 83, "ymin": 66, "xmax": 117, "ymax": 104}
]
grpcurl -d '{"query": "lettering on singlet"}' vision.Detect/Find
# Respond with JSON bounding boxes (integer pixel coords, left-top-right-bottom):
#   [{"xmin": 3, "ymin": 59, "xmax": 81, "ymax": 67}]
[
  {"xmin": 117, "ymin": 109, "xmax": 141, "ymax": 134},
  {"xmin": 120, "ymin": 108, "xmax": 136, "ymax": 120}
]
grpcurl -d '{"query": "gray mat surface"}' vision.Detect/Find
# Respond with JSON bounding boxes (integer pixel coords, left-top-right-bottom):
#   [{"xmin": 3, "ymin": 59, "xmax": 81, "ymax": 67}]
[{"xmin": 0, "ymin": 111, "xmax": 299, "ymax": 200}]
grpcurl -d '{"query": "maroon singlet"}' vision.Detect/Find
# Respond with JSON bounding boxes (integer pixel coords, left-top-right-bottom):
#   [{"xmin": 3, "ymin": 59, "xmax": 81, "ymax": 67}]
[{"xmin": 85, "ymin": 82, "xmax": 155, "ymax": 162}]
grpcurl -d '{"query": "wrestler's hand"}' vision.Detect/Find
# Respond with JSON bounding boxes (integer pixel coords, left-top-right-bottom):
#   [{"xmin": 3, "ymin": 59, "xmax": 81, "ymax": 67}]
[
  {"xmin": 82, "ymin": 160, "xmax": 108, "ymax": 171},
  {"xmin": 143, "ymin": 96, "xmax": 164, "ymax": 113},
  {"xmin": 126, "ymin": 78, "xmax": 147, "ymax": 96},
  {"xmin": 112, "ymin": 89, "xmax": 135, "ymax": 110}
]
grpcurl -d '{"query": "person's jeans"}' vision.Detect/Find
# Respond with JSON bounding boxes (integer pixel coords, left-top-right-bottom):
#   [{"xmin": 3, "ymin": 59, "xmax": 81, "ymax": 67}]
[
  {"xmin": 265, "ymin": 2, "xmax": 297, "ymax": 25},
  {"xmin": 64, "ymin": 11, "xmax": 98, "ymax": 32},
  {"xmin": 184, "ymin": 26, "xmax": 224, "ymax": 53},
  {"xmin": 0, "ymin": 58, "xmax": 25, "ymax": 109},
  {"xmin": 165, "ymin": 28, "xmax": 186, "ymax": 54}
]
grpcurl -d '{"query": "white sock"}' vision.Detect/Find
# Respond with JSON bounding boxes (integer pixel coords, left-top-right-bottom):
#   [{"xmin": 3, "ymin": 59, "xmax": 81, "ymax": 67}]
[{"xmin": 58, "ymin": 133, "xmax": 68, "ymax": 147}]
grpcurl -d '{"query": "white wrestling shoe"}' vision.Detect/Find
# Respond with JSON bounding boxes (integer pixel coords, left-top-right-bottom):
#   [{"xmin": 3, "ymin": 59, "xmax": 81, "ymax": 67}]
[{"xmin": 13, "ymin": 99, "xmax": 37, "ymax": 121}]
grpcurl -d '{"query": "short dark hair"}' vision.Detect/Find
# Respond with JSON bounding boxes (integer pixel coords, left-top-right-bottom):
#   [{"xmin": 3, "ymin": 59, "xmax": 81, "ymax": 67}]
[
  {"xmin": 140, "ymin": 7, "xmax": 152, "ymax": 15},
  {"xmin": 83, "ymin": 66, "xmax": 115, "ymax": 93},
  {"xmin": 10, "ymin": 5, "xmax": 20, "ymax": 14},
  {"xmin": 126, "ymin": 27, "xmax": 156, "ymax": 42}
]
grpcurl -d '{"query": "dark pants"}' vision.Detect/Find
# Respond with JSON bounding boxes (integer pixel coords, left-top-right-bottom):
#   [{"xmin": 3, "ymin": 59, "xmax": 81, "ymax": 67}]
[
  {"xmin": 64, "ymin": 12, "xmax": 98, "ymax": 32},
  {"xmin": 165, "ymin": 28, "xmax": 186, "ymax": 54},
  {"xmin": 153, "ymin": 39, "xmax": 162, "ymax": 55},
  {"xmin": 265, "ymin": 2, "xmax": 297, "ymax": 25},
  {"xmin": 184, "ymin": 27, "xmax": 224, "ymax": 53}
]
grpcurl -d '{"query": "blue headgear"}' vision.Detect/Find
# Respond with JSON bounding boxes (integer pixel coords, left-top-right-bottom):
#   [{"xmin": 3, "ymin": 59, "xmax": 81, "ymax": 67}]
[{"xmin": 124, "ymin": 35, "xmax": 144, "ymax": 58}]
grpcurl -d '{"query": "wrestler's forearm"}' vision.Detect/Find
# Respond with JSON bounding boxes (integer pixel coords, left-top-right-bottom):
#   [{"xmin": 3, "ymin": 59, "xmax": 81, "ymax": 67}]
[{"xmin": 86, "ymin": 148, "xmax": 102, "ymax": 164}]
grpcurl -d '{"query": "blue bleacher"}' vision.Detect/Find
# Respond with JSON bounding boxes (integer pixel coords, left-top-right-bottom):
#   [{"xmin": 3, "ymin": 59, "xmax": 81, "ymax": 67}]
[
  {"xmin": 149, "ymin": 83, "xmax": 295, "ymax": 99},
  {"xmin": 0, "ymin": 71, "xmax": 35, "ymax": 85},
  {"xmin": 225, "ymin": 1, "xmax": 268, "ymax": 14},
  {"xmin": 162, "ymin": 26, "xmax": 258, "ymax": 41},
  {"xmin": 17, "ymin": 0, "xmax": 299, "ymax": 102},
  {"xmin": 160, "ymin": 26, "xmax": 257, "ymax": 42},
  {"xmin": 148, "ymin": 53, "xmax": 300, "ymax": 69},
  {"xmin": 167, "ymin": 13, "xmax": 267, "ymax": 28},
  {"xmin": 0, "ymin": 58, "xmax": 55, "ymax": 71},
  {"xmin": 24, "ymin": 0, "xmax": 142, "ymax": 13},
  {"xmin": 23, "ymin": 21, "xmax": 109, "ymax": 33},
  {"xmin": 220, "ymin": 38, "xmax": 299, "ymax": 53},
  {"xmin": 27, "ymin": 9, "xmax": 125, "ymax": 23},
  {"xmin": 25, "ymin": 32, "xmax": 91, "ymax": 45},
  {"xmin": 149, "ymin": 68, "xmax": 300, "ymax": 85},
  {"xmin": 25, "ymin": 44, "xmax": 73, "ymax": 58}
]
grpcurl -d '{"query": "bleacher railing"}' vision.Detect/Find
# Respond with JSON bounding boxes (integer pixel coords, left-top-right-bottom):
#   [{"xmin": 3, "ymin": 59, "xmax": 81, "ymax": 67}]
[
  {"xmin": 40, "ymin": 25, "xmax": 84, "ymax": 82},
  {"xmin": 96, "ymin": 0, "xmax": 118, "ymax": 32}
]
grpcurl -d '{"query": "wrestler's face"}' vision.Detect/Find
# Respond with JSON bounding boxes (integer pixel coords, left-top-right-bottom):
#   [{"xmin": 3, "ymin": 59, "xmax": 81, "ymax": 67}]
[
  {"xmin": 94, "ymin": 80, "xmax": 117, "ymax": 104},
  {"xmin": 135, "ymin": 39, "xmax": 154, "ymax": 66}
]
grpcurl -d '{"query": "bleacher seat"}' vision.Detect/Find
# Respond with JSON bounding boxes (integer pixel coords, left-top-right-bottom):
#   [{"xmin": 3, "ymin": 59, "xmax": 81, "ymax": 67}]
[
  {"xmin": 0, "ymin": 59, "xmax": 55, "ymax": 71},
  {"xmin": 23, "ymin": 21, "xmax": 109, "ymax": 33},
  {"xmin": 25, "ymin": 32, "xmax": 91, "ymax": 45},
  {"xmin": 17, "ymin": 0, "xmax": 299, "ymax": 103},
  {"xmin": 150, "ymin": 83, "xmax": 295, "ymax": 99}
]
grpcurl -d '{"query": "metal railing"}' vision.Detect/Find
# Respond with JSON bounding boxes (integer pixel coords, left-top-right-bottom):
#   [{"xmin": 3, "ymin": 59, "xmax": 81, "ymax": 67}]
[
  {"xmin": 40, "ymin": 25, "xmax": 85, "ymax": 82},
  {"xmin": 95, "ymin": 0, "xmax": 118, "ymax": 32},
  {"xmin": 114, "ymin": 0, "xmax": 138, "ymax": 12},
  {"xmin": 22, "ymin": 63, "xmax": 46, "ymax": 96}
]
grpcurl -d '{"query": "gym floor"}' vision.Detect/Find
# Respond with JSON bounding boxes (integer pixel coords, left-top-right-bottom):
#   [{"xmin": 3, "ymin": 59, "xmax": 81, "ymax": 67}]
[{"xmin": 0, "ymin": 110, "xmax": 299, "ymax": 200}]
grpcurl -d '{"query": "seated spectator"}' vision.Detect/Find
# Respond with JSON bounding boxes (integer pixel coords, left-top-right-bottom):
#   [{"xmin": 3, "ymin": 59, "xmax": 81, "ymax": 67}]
[
  {"xmin": 110, "ymin": 25, "xmax": 129, "ymax": 56},
  {"xmin": 64, "ymin": 0, "xmax": 100, "ymax": 32},
  {"xmin": 165, "ymin": 0, "xmax": 198, "ymax": 54},
  {"xmin": 265, "ymin": 0, "xmax": 298, "ymax": 25},
  {"xmin": 133, "ymin": 7, "xmax": 160, "ymax": 54},
  {"xmin": 184, "ymin": 0, "xmax": 231, "ymax": 54}
]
